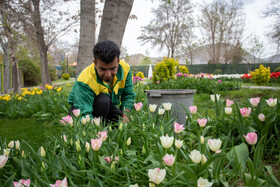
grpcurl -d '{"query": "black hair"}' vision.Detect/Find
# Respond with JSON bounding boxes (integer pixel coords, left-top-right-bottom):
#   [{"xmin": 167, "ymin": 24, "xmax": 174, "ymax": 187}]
[{"xmin": 93, "ymin": 40, "xmax": 120, "ymax": 64}]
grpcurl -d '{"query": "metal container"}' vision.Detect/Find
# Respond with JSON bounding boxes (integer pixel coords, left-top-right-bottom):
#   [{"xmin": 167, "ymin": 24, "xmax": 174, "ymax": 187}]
[{"xmin": 145, "ymin": 89, "xmax": 196, "ymax": 124}]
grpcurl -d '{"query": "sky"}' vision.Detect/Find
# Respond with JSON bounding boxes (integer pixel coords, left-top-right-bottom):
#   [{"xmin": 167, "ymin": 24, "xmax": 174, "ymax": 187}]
[{"xmin": 121, "ymin": 0, "xmax": 277, "ymax": 58}]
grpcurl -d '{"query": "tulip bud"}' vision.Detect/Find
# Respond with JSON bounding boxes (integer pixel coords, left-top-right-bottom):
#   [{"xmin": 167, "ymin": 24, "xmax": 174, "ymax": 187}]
[
  {"xmin": 8, "ymin": 141, "xmax": 14, "ymax": 148},
  {"xmin": 22, "ymin": 150, "xmax": 26, "ymax": 158},
  {"xmin": 258, "ymin": 113, "xmax": 265, "ymax": 122},
  {"xmin": 126, "ymin": 137, "xmax": 131, "ymax": 146},
  {"xmin": 200, "ymin": 136, "xmax": 205, "ymax": 144},
  {"xmin": 142, "ymin": 146, "xmax": 146, "ymax": 155},
  {"xmin": 120, "ymin": 149, "xmax": 123, "ymax": 156},
  {"xmin": 111, "ymin": 161, "xmax": 116, "ymax": 171},
  {"xmin": 143, "ymin": 124, "xmax": 146, "ymax": 130},
  {"xmin": 85, "ymin": 142, "xmax": 90, "ymax": 153},
  {"xmin": 225, "ymin": 107, "xmax": 232, "ymax": 115},
  {"xmin": 40, "ymin": 146, "xmax": 46, "ymax": 158},
  {"xmin": 75, "ymin": 141, "xmax": 81, "ymax": 152},
  {"xmin": 82, "ymin": 130, "xmax": 86, "ymax": 137},
  {"xmin": 201, "ymin": 154, "xmax": 207, "ymax": 165},
  {"xmin": 15, "ymin": 140, "xmax": 20, "ymax": 150},
  {"xmin": 119, "ymin": 123, "xmax": 123, "ymax": 130},
  {"xmin": 42, "ymin": 161, "xmax": 45, "ymax": 169},
  {"xmin": 86, "ymin": 115, "xmax": 90, "ymax": 122},
  {"xmin": 70, "ymin": 138, "xmax": 73, "ymax": 146},
  {"xmin": 4, "ymin": 149, "xmax": 10, "ymax": 156},
  {"xmin": 81, "ymin": 117, "xmax": 87, "ymax": 125}
]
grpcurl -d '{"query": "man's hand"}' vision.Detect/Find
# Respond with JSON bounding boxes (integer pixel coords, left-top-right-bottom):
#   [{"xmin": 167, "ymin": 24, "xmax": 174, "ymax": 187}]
[{"xmin": 122, "ymin": 109, "xmax": 130, "ymax": 123}]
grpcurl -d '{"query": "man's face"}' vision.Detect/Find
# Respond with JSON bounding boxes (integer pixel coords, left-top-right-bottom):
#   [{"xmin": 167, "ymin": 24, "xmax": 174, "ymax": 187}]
[{"xmin": 94, "ymin": 57, "xmax": 119, "ymax": 82}]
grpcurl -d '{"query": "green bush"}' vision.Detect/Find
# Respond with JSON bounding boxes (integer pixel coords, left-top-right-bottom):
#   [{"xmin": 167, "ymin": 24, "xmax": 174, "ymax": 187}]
[
  {"xmin": 152, "ymin": 57, "xmax": 179, "ymax": 83},
  {"xmin": 250, "ymin": 65, "xmax": 271, "ymax": 85},
  {"xmin": 136, "ymin": 72, "xmax": 145, "ymax": 79},
  {"xmin": 18, "ymin": 58, "xmax": 41, "ymax": 86},
  {"xmin": 274, "ymin": 66, "xmax": 280, "ymax": 73},
  {"xmin": 62, "ymin": 73, "xmax": 70, "ymax": 80},
  {"xmin": 213, "ymin": 69, "xmax": 222, "ymax": 75},
  {"xmin": 48, "ymin": 65, "xmax": 57, "ymax": 81},
  {"xmin": 178, "ymin": 65, "xmax": 189, "ymax": 74}
]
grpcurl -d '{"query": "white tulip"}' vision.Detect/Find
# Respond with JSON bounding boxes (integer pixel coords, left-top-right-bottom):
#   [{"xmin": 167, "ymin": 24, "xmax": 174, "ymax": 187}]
[
  {"xmin": 189, "ymin": 149, "xmax": 202, "ymax": 164},
  {"xmin": 162, "ymin": 103, "xmax": 172, "ymax": 111},
  {"xmin": 160, "ymin": 134, "xmax": 174, "ymax": 149},
  {"xmin": 208, "ymin": 138, "xmax": 222, "ymax": 152},
  {"xmin": 197, "ymin": 177, "xmax": 213, "ymax": 187},
  {"xmin": 149, "ymin": 104, "xmax": 157, "ymax": 113},
  {"xmin": 148, "ymin": 168, "xmax": 166, "ymax": 184}
]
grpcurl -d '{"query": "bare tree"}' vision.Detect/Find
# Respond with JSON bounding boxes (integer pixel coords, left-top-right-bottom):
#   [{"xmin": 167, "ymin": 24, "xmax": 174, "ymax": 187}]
[
  {"xmin": 263, "ymin": 0, "xmax": 280, "ymax": 49},
  {"xmin": 138, "ymin": 0, "xmax": 193, "ymax": 58},
  {"xmin": 199, "ymin": 0, "xmax": 244, "ymax": 64},
  {"xmin": 98, "ymin": 0, "xmax": 135, "ymax": 47},
  {"xmin": 76, "ymin": 0, "xmax": 95, "ymax": 76}
]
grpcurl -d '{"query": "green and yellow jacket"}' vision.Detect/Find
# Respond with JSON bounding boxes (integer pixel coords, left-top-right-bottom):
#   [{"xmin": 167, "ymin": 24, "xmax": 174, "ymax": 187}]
[{"xmin": 68, "ymin": 60, "xmax": 135, "ymax": 118}]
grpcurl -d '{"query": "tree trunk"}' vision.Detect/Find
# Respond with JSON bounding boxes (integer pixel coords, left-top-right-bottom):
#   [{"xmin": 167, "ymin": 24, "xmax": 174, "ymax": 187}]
[
  {"xmin": 76, "ymin": 0, "xmax": 95, "ymax": 76},
  {"xmin": 98, "ymin": 0, "xmax": 134, "ymax": 47},
  {"xmin": 31, "ymin": 0, "xmax": 51, "ymax": 86},
  {"xmin": 9, "ymin": 41, "xmax": 20, "ymax": 93},
  {"xmin": 4, "ymin": 45, "xmax": 10, "ymax": 93}
]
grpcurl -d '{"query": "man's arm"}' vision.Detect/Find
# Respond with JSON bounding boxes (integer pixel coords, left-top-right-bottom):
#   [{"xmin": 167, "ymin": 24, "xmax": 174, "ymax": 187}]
[{"xmin": 120, "ymin": 69, "xmax": 136, "ymax": 112}]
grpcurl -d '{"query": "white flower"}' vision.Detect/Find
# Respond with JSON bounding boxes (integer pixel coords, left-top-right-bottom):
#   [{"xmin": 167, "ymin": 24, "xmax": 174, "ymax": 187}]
[
  {"xmin": 210, "ymin": 94, "xmax": 220, "ymax": 102},
  {"xmin": 81, "ymin": 117, "xmax": 87, "ymax": 125},
  {"xmin": 85, "ymin": 142, "xmax": 90, "ymax": 153},
  {"xmin": 208, "ymin": 138, "xmax": 222, "ymax": 152},
  {"xmin": 225, "ymin": 107, "xmax": 232, "ymax": 115},
  {"xmin": 266, "ymin": 98, "xmax": 277, "ymax": 107},
  {"xmin": 158, "ymin": 108, "xmax": 165, "ymax": 115},
  {"xmin": 175, "ymin": 139, "xmax": 183, "ymax": 148},
  {"xmin": 189, "ymin": 149, "xmax": 202, "ymax": 164},
  {"xmin": 201, "ymin": 154, "xmax": 207, "ymax": 165},
  {"xmin": 160, "ymin": 134, "xmax": 174, "ymax": 149},
  {"xmin": 4, "ymin": 149, "xmax": 10, "ymax": 156},
  {"xmin": 149, "ymin": 104, "xmax": 157, "ymax": 113},
  {"xmin": 126, "ymin": 137, "xmax": 131, "ymax": 146},
  {"xmin": 162, "ymin": 103, "xmax": 172, "ymax": 111},
  {"xmin": 200, "ymin": 136, "xmax": 204, "ymax": 144},
  {"xmin": 93, "ymin": 117, "xmax": 101, "ymax": 126},
  {"xmin": 258, "ymin": 113, "xmax": 265, "ymax": 122},
  {"xmin": 129, "ymin": 184, "xmax": 139, "ymax": 187},
  {"xmin": 148, "ymin": 168, "xmax": 166, "ymax": 184},
  {"xmin": 8, "ymin": 141, "xmax": 14, "ymax": 148},
  {"xmin": 197, "ymin": 177, "xmax": 213, "ymax": 187},
  {"xmin": 86, "ymin": 115, "xmax": 90, "ymax": 122},
  {"xmin": 15, "ymin": 140, "xmax": 20, "ymax": 150}
]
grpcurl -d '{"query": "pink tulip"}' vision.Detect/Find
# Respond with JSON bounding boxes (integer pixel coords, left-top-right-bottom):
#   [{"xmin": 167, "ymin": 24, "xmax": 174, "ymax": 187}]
[
  {"xmin": 258, "ymin": 113, "xmax": 265, "ymax": 122},
  {"xmin": 50, "ymin": 177, "xmax": 67, "ymax": 187},
  {"xmin": 91, "ymin": 138, "xmax": 102, "ymax": 151},
  {"xmin": 13, "ymin": 179, "xmax": 31, "ymax": 187},
  {"xmin": 104, "ymin": 156, "xmax": 111, "ymax": 164},
  {"xmin": 249, "ymin": 97, "xmax": 260, "ymax": 107},
  {"xmin": 0, "ymin": 155, "xmax": 8, "ymax": 169},
  {"xmin": 163, "ymin": 153, "xmax": 175, "ymax": 166},
  {"xmin": 240, "ymin": 107, "xmax": 251, "ymax": 117},
  {"xmin": 189, "ymin": 105, "xmax": 197, "ymax": 114},
  {"xmin": 198, "ymin": 118, "xmax": 207, "ymax": 127},
  {"xmin": 218, "ymin": 80, "xmax": 222, "ymax": 83},
  {"xmin": 174, "ymin": 122, "xmax": 185, "ymax": 133},
  {"xmin": 72, "ymin": 109, "xmax": 81, "ymax": 117},
  {"xmin": 134, "ymin": 102, "xmax": 143, "ymax": 111},
  {"xmin": 156, "ymin": 81, "xmax": 160, "ymax": 84},
  {"xmin": 60, "ymin": 115, "xmax": 73, "ymax": 125},
  {"xmin": 244, "ymin": 132, "xmax": 257, "ymax": 145},
  {"xmin": 226, "ymin": 99, "xmax": 234, "ymax": 107},
  {"xmin": 98, "ymin": 131, "xmax": 108, "ymax": 141},
  {"xmin": 266, "ymin": 98, "xmax": 277, "ymax": 107}
]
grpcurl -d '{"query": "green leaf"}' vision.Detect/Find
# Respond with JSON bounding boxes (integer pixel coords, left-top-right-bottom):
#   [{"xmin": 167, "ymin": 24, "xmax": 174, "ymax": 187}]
[{"xmin": 227, "ymin": 143, "xmax": 248, "ymax": 173}]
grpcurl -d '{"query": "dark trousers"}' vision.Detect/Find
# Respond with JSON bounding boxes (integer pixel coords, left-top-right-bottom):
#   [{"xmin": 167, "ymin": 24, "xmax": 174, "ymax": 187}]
[{"xmin": 69, "ymin": 94, "xmax": 122, "ymax": 123}]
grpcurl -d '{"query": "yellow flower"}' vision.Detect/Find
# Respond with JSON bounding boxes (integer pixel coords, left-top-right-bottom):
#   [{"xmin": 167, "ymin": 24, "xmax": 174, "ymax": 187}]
[
  {"xmin": 56, "ymin": 87, "xmax": 62, "ymax": 92},
  {"xmin": 67, "ymin": 83, "xmax": 70, "ymax": 87},
  {"xmin": 18, "ymin": 96, "xmax": 23, "ymax": 100},
  {"xmin": 36, "ymin": 90, "xmax": 42, "ymax": 95},
  {"xmin": 47, "ymin": 85, "xmax": 53, "ymax": 90},
  {"xmin": 30, "ymin": 91, "xmax": 35, "ymax": 95}
]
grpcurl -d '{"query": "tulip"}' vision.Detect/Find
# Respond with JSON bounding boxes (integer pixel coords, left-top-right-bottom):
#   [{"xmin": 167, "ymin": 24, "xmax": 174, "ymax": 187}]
[
  {"xmin": 8, "ymin": 141, "xmax": 14, "ymax": 148},
  {"xmin": 175, "ymin": 139, "xmax": 183, "ymax": 148},
  {"xmin": 142, "ymin": 146, "xmax": 146, "ymax": 154},
  {"xmin": 148, "ymin": 168, "xmax": 166, "ymax": 184},
  {"xmin": 93, "ymin": 117, "xmax": 101, "ymax": 126},
  {"xmin": 189, "ymin": 105, "xmax": 197, "ymax": 114},
  {"xmin": 85, "ymin": 115, "xmax": 90, "ymax": 122},
  {"xmin": 72, "ymin": 109, "xmax": 81, "ymax": 117},
  {"xmin": 249, "ymin": 97, "xmax": 260, "ymax": 107},
  {"xmin": 104, "ymin": 156, "xmax": 111, "ymax": 164},
  {"xmin": 240, "ymin": 107, "xmax": 251, "ymax": 117},
  {"xmin": 200, "ymin": 136, "xmax": 205, "ymax": 144},
  {"xmin": 198, "ymin": 118, "xmax": 207, "ymax": 127},
  {"xmin": 50, "ymin": 177, "xmax": 67, "ymax": 187},
  {"xmin": 119, "ymin": 122, "xmax": 123, "ymax": 130},
  {"xmin": 216, "ymin": 150, "xmax": 221, "ymax": 153},
  {"xmin": 158, "ymin": 108, "xmax": 165, "ymax": 115},
  {"xmin": 91, "ymin": 138, "xmax": 102, "ymax": 151},
  {"xmin": 225, "ymin": 107, "xmax": 232, "ymax": 115},
  {"xmin": 85, "ymin": 142, "xmax": 90, "ymax": 153},
  {"xmin": 149, "ymin": 183, "xmax": 156, "ymax": 187},
  {"xmin": 60, "ymin": 115, "xmax": 73, "ymax": 125},
  {"xmin": 4, "ymin": 149, "xmax": 10, "ymax": 156},
  {"xmin": 98, "ymin": 131, "xmax": 108, "ymax": 141},
  {"xmin": 129, "ymin": 184, "xmax": 139, "ymax": 187},
  {"xmin": 201, "ymin": 154, "xmax": 207, "ymax": 165},
  {"xmin": 62, "ymin": 135, "xmax": 67, "ymax": 143},
  {"xmin": 81, "ymin": 117, "xmax": 87, "ymax": 125},
  {"xmin": 197, "ymin": 177, "xmax": 213, "ymax": 187},
  {"xmin": 75, "ymin": 141, "xmax": 81, "ymax": 152},
  {"xmin": 82, "ymin": 130, "xmax": 86, "ymax": 137},
  {"xmin": 134, "ymin": 102, "xmax": 143, "ymax": 111},
  {"xmin": 0, "ymin": 155, "xmax": 8, "ymax": 169},
  {"xmin": 266, "ymin": 98, "xmax": 277, "ymax": 107},
  {"xmin": 40, "ymin": 146, "xmax": 46, "ymax": 157},
  {"xmin": 160, "ymin": 134, "xmax": 174, "ymax": 149},
  {"xmin": 244, "ymin": 132, "xmax": 257, "ymax": 145},
  {"xmin": 13, "ymin": 179, "xmax": 31, "ymax": 187},
  {"xmin": 258, "ymin": 113, "xmax": 265, "ymax": 122},
  {"xmin": 163, "ymin": 153, "xmax": 175, "ymax": 166},
  {"xmin": 189, "ymin": 149, "xmax": 202, "ymax": 164},
  {"xmin": 22, "ymin": 150, "xmax": 26, "ymax": 158},
  {"xmin": 114, "ymin": 156, "xmax": 119, "ymax": 163},
  {"xmin": 149, "ymin": 104, "xmax": 157, "ymax": 112},
  {"xmin": 226, "ymin": 99, "xmax": 234, "ymax": 107},
  {"xmin": 162, "ymin": 103, "xmax": 172, "ymax": 111},
  {"xmin": 127, "ymin": 137, "xmax": 131, "ymax": 146},
  {"xmin": 208, "ymin": 139, "xmax": 222, "ymax": 152},
  {"xmin": 174, "ymin": 122, "xmax": 185, "ymax": 133},
  {"xmin": 15, "ymin": 140, "xmax": 20, "ymax": 150},
  {"xmin": 210, "ymin": 94, "xmax": 220, "ymax": 102}
]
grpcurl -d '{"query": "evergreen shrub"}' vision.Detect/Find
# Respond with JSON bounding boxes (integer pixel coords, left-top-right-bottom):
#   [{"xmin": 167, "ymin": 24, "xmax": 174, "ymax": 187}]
[
  {"xmin": 18, "ymin": 58, "xmax": 41, "ymax": 86},
  {"xmin": 152, "ymin": 57, "xmax": 179, "ymax": 83}
]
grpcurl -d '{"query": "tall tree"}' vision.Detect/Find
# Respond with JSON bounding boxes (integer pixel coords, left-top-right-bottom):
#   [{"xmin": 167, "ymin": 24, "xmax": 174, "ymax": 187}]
[
  {"xmin": 98, "ymin": 0, "xmax": 135, "ymax": 47},
  {"xmin": 199, "ymin": 0, "xmax": 244, "ymax": 64},
  {"xmin": 263, "ymin": 0, "xmax": 280, "ymax": 49},
  {"xmin": 138, "ymin": 0, "xmax": 193, "ymax": 58},
  {"xmin": 76, "ymin": 0, "xmax": 96, "ymax": 76}
]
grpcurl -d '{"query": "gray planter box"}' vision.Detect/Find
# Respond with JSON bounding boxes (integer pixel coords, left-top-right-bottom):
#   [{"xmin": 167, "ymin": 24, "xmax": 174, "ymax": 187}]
[{"xmin": 145, "ymin": 89, "xmax": 196, "ymax": 124}]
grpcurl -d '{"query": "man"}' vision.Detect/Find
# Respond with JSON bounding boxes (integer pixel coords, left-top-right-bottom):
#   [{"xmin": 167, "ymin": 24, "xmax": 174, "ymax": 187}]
[{"xmin": 68, "ymin": 40, "xmax": 135, "ymax": 123}]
